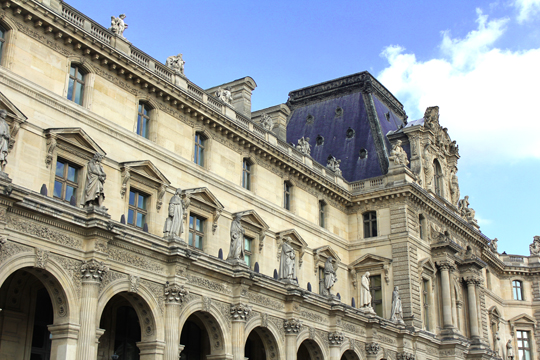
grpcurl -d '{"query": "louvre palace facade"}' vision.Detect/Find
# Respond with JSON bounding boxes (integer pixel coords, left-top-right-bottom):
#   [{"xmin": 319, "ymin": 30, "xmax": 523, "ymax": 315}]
[{"xmin": 0, "ymin": 1, "xmax": 538, "ymax": 360}]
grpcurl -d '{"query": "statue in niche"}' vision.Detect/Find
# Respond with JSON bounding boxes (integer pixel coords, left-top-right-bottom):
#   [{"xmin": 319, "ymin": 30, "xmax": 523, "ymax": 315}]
[
  {"xmin": 297, "ymin": 137, "xmax": 311, "ymax": 156},
  {"xmin": 390, "ymin": 286, "xmax": 405, "ymax": 324},
  {"xmin": 260, "ymin": 113, "xmax": 274, "ymax": 131},
  {"xmin": 165, "ymin": 54, "xmax": 185, "ymax": 75},
  {"xmin": 215, "ymin": 87, "xmax": 233, "ymax": 105},
  {"xmin": 0, "ymin": 110, "xmax": 10, "ymax": 173},
  {"xmin": 327, "ymin": 155, "xmax": 342, "ymax": 176},
  {"xmin": 423, "ymin": 145, "xmax": 434, "ymax": 189},
  {"xmin": 493, "ymin": 331, "xmax": 501, "ymax": 356},
  {"xmin": 227, "ymin": 213, "xmax": 245, "ymax": 262},
  {"xmin": 389, "ymin": 140, "xmax": 409, "ymax": 166},
  {"xmin": 109, "ymin": 14, "xmax": 128, "ymax": 38},
  {"xmin": 163, "ymin": 188, "xmax": 190, "ymax": 241},
  {"xmin": 449, "ymin": 167, "xmax": 460, "ymax": 206},
  {"xmin": 360, "ymin": 272, "xmax": 374, "ymax": 312},
  {"xmin": 490, "ymin": 238, "xmax": 498, "ymax": 253},
  {"xmin": 458, "ymin": 196, "xmax": 477, "ymax": 225},
  {"xmin": 506, "ymin": 340, "xmax": 514, "ymax": 360},
  {"xmin": 84, "ymin": 153, "xmax": 106, "ymax": 208},
  {"xmin": 278, "ymin": 237, "xmax": 296, "ymax": 281},
  {"xmin": 529, "ymin": 236, "xmax": 540, "ymax": 256},
  {"xmin": 322, "ymin": 257, "xmax": 337, "ymax": 296}
]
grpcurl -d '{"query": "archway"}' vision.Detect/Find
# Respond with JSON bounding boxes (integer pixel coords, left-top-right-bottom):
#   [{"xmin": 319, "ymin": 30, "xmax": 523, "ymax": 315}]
[
  {"xmin": 298, "ymin": 339, "xmax": 324, "ymax": 360},
  {"xmin": 179, "ymin": 312, "xmax": 214, "ymax": 360},
  {"xmin": 342, "ymin": 349, "xmax": 361, "ymax": 360},
  {"xmin": 0, "ymin": 267, "xmax": 69, "ymax": 360},
  {"xmin": 244, "ymin": 326, "xmax": 280, "ymax": 360}
]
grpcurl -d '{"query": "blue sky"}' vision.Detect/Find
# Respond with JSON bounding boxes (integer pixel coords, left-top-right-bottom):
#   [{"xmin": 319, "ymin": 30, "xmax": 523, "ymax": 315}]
[{"xmin": 66, "ymin": 0, "xmax": 540, "ymax": 255}]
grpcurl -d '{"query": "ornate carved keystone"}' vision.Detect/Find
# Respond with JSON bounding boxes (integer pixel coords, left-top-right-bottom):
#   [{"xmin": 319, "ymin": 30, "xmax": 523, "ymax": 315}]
[
  {"xmin": 230, "ymin": 303, "xmax": 252, "ymax": 321},
  {"xmin": 365, "ymin": 342, "xmax": 380, "ymax": 355},
  {"xmin": 80, "ymin": 260, "xmax": 108, "ymax": 282},
  {"xmin": 283, "ymin": 319, "xmax": 303, "ymax": 334},
  {"xmin": 328, "ymin": 332, "xmax": 344, "ymax": 345},
  {"xmin": 164, "ymin": 282, "xmax": 189, "ymax": 303}
]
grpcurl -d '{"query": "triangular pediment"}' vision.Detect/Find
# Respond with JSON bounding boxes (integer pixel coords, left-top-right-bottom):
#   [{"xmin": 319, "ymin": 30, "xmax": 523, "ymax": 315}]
[
  {"xmin": 120, "ymin": 160, "xmax": 170, "ymax": 186},
  {"xmin": 45, "ymin": 128, "xmax": 106, "ymax": 156},
  {"xmin": 275, "ymin": 229, "xmax": 307, "ymax": 249},
  {"xmin": 418, "ymin": 258, "xmax": 437, "ymax": 275},
  {"xmin": 313, "ymin": 245, "xmax": 341, "ymax": 263},
  {"xmin": 183, "ymin": 187, "xmax": 223, "ymax": 211},
  {"xmin": 349, "ymin": 254, "xmax": 391, "ymax": 270},
  {"xmin": 509, "ymin": 313, "xmax": 536, "ymax": 327},
  {"xmin": 235, "ymin": 210, "xmax": 269, "ymax": 232},
  {"xmin": 489, "ymin": 306, "xmax": 502, "ymax": 318},
  {"xmin": 0, "ymin": 91, "xmax": 27, "ymax": 122}
]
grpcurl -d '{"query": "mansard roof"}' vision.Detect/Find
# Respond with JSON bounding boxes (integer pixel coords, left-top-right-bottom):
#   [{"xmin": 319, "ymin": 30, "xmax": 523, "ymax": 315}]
[{"xmin": 286, "ymin": 71, "xmax": 407, "ymax": 182}]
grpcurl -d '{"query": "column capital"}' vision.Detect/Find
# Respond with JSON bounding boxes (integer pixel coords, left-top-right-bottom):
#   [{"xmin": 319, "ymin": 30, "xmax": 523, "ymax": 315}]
[
  {"xmin": 464, "ymin": 276, "xmax": 482, "ymax": 286},
  {"xmin": 436, "ymin": 260, "xmax": 456, "ymax": 271},
  {"xmin": 328, "ymin": 332, "xmax": 344, "ymax": 346},
  {"xmin": 365, "ymin": 342, "xmax": 380, "ymax": 355},
  {"xmin": 80, "ymin": 259, "xmax": 108, "ymax": 283},
  {"xmin": 283, "ymin": 318, "xmax": 303, "ymax": 334},
  {"xmin": 230, "ymin": 303, "xmax": 252, "ymax": 321},
  {"xmin": 164, "ymin": 282, "xmax": 189, "ymax": 304},
  {"xmin": 397, "ymin": 352, "xmax": 416, "ymax": 360}
]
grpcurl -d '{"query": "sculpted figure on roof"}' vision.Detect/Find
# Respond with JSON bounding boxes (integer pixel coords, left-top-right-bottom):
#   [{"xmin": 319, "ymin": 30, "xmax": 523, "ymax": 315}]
[
  {"xmin": 449, "ymin": 167, "xmax": 460, "ymax": 206},
  {"xmin": 458, "ymin": 196, "xmax": 477, "ymax": 226},
  {"xmin": 297, "ymin": 137, "xmax": 311, "ymax": 156},
  {"xmin": 530, "ymin": 236, "xmax": 540, "ymax": 256},
  {"xmin": 389, "ymin": 140, "xmax": 409, "ymax": 166},
  {"xmin": 166, "ymin": 54, "xmax": 185, "ymax": 75},
  {"xmin": 109, "ymin": 14, "xmax": 128, "ymax": 38},
  {"xmin": 216, "ymin": 87, "xmax": 233, "ymax": 105},
  {"xmin": 260, "ymin": 113, "xmax": 274, "ymax": 131},
  {"xmin": 327, "ymin": 155, "xmax": 342, "ymax": 176}
]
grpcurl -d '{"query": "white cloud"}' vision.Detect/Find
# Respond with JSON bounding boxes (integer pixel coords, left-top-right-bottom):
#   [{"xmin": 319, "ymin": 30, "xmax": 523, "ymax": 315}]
[
  {"xmin": 378, "ymin": 10, "xmax": 540, "ymax": 162},
  {"xmin": 514, "ymin": 0, "xmax": 540, "ymax": 23}
]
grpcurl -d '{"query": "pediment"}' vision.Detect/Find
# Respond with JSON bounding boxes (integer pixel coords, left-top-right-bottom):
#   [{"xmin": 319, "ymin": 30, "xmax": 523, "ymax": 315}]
[
  {"xmin": 488, "ymin": 306, "xmax": 502, "ymax": 318},
  {"xmin": 349, "ymin": 254, "xmax": 391, "ymax": 270},
  {"xmin": 509, "ymin": 313, "xmax": 536, "ymax": 327},
  {"xmin": 275, "ymin": 229, "xmax": 307, "ymax": 249},
  {"xmin": 45, "ymin": 128, "xmax": 106, "ymax": 156},
  {"xmin": 235, "ymin": 210, "xmax": 269, "ymax": 232},
  {"xmin": 183, "ymin": 187, "xmax": 224, "ymax": 211},
  {"xmin": 120, "ymin": 160, "xmax": 170, "ymax": 186},
  {"xmin": 418, "ymin": 258, "xmax": 437, "ymax": 275},
  {"xmin": 313, "ymin": 245, "xmax": 341, "ymax": 263},
  {"xmin": 0, "ymin": 91, "xmax": 27, "ymax": 122}
]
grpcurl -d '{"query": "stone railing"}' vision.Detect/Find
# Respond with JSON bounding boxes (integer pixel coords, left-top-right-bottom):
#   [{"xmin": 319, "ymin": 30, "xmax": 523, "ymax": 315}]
[{"xmin": 350, "ymin": 175, "xmax": 387, "ymax": 193}]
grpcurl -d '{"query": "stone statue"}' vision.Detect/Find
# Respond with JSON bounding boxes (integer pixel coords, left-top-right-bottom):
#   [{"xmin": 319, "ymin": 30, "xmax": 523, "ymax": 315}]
[
  {"xmin": 323, "ymin": 257, "xmax": 337, "ymax": 296},
  {"xmin": 490, "ymin": 238, "xmax": 498, "ymax": 253},
  {"xmin": 423, "ymin": 145, "xmax": 434, "ymax": 188},
  {"xmin": 0, "ymin": 110, "xmax": 10, "ymax": 173},
  {"xmin": 493, "ymin": 331, "xmax": 501, "ymax": 356},
  {"xmin": 165, "ymin": 54, "xmax": 185, "ymax": 75},
  {"xmin": 109, "ymin": 14, "xmax": 128, "ymax": 38},
  {"xmin": 360, "ymin": 272, "xmax": 373, "ymax": 311},
  {"xmin": 297, "ymin": 137, "xmax": 311, "ymax": 156},
  {"xmin": 84, "ymin": 153, "xmax": 106, "ymax": 208},
  {"xmin": 506, "ymin": 339, "xmax": 514, "ymax": 360},
  {"xmin": 389, "ymin": 140, "xmax": 409, "ymax": 166},
  {"xmin": 278, "ymin": 237, "xmax": 296, "ymax": 281},
  {"xmin": 450, "ymin": 167, "xmax": 460, "ymax": 206},
  {"xmin": 530, "ymin": 235, "xmax": 540, "ymax": 256},
  {"xmin": 260, "ymin": 113, "xmax": 274, "ymax": 131},
  {"xmin": 327, "ymin": 155, "xmax": 342, "ymax": 176},
  {"xmin": 390, "ymin": 286, "xmax": 405, "ymax": 324},
  {"xmin": 458, "ymin": 196, "xmax": 477, "ymax": 225},
  {"xmin": 163, "ymin": 189, "xmax": 190, "ymax": 241},
  {"xmin": 227, "ymin": 213, "xmax": 245, "ymax": 261},
  {"xmin": 215, "ymin": 87, "xmax": 233, "ymax": 105}
]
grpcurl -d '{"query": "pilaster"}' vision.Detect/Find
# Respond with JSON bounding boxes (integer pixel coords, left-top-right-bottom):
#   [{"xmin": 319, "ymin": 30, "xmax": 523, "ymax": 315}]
[
  {"xmin": 284, "ymin": 319, "xmax": 302, "ymax": 360},
  {"xmin": 328, "ymin": 332, "xmax": 344, "ymax": 360},
  {"xmin": 230, "ymin": 303, "xmax": 251, "ymax": 360},
  {"xmin": 164, "ymin": 282, "xmax": 189, "ymax": 360}
]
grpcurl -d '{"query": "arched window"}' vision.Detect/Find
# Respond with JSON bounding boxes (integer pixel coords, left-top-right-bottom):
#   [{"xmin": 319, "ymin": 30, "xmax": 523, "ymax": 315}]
[
  {"xmin": 67, "ymin": 64, "xmax": 86, "ymax": 105},
  {"xmin": 513, "ymin": 280, "xmax": 524, "ymax": 300},
  {"xmin": 363, "ymin": 211, "xmax": 377, "ymax": 238},
  {"xmin": 433, "ymin": 159, "xmax": 443, "ymax": 196},
  {"xmin": 284, "ymin": 181, "xmax": 292, "ymax": 210},
  {"xmin": 242, "ymin": 159, "xmax": 252, "ymax": 190},
  {"xmin": 137, "ymin": 102, "xmax": 152, "ymax": 138},
  {"xmin": 194, "ymin": 132, "xmax": 206, "ymax": 166},
  {"xmin": 0, "ymin": 25, "xmax": 5, "ymax": 63},
  {"xmin": 419, "ymin": 214, "xmax": 426, "ymax": 240}
]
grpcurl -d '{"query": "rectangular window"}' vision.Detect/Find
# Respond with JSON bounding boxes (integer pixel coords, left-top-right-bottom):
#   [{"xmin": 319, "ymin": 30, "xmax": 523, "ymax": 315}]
[
  {"xmin": 423, "ymin": 279, "xmax": 430, "ymax": 330},
  {"xmin": 53, "ymin": 159, "xmax": 79, "ymax": 202},
  {"xmin": 0, "ymin": 26, "xmax": 5, "ymax": 62},
  {"xmin": 517, "ymin": 331, "xmax": 531, "ymax": 360},
  {"xmin": 67, "ymin": 65, "xmax": 85, "ymax": 106},
  {"xmin": 513, "ymin": 280, "xmax": 524, "ymax": 300},
  {"xmin": 188, "ymin": 214, "xmax": 204, "ymax": 250},
  {"xmin": 363, "ymin": 212, "xmax": 377, "ymax": 238},
  {"xmin": 127, "ymin": 189, "xmax": 148, "ymax": 228},
  {"xmin": 419, "ymin": 214, "xmax": 425, "ymax": 239},
  {"xmin": 370, "ymin": 275, "xmax": 383, "ymax": 316},
  {"xmin": 244, "ymin": 236, "xmax": 253, "ymax": 267},
  {"xmin": 242, "ymin": 159, "xmax": 251, "ymax": 190},
  {"xmin": 194, "ymin": 133, "xmax": 205, "ymax": 166},
  {"xmin": 137, "ymin": 103, "xmax": 150, "ymax": 138},
  {"xmin": 284, "ymin": 182, "xmax": 291, "ymax": 210},
  {"xmin": 319, "ymin": 201, "xmax": 325, "ymax": 228}
]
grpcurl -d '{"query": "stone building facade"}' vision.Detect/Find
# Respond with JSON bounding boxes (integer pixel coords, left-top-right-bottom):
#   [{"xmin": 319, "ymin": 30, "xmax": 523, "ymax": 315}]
[{"xmin": 0, "ymin": 1, "xmax": 537, "ymax": 360}]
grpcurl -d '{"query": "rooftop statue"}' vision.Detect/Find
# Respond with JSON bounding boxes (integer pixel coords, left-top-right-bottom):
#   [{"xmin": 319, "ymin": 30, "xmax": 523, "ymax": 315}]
[
  {"xmin": 165, "ymin": 54, "xmax": 185, "ymax": 75},
  {"xmin": 530, "ymin": 236, "xmax": 540, "ymax": 256},
  {"xmin": 84, "ymin": 153, "xmax": 106, "ymax": 208},
  {"xmin": 389, "ymin": 140, "xmax": 409, "ymax": 166},
  {"xmin": 390, "ymin": 286, "xmax": 405, "ymax": 324},
  {"xmin": 109, "ymin": 14, "xmax": 128, "ymax": 38},
  {"xmin": 260, "ymin": 113, "xmax": 274, "ymax": 131},
  {"xmin": 227, "ymin": 213, "xmax": 245, "ymax": 262},
  {"xmin": 322, "ymin": 257, "xmax": 337, "ymax": 296},
  {"xmin": 327, "ymin": 155, "xmax": 342, "ymax": 176},
  {"xmin": 458, "ymin": 196, "xmax": 477, "ymax": 226},
  {"xmin": 163, "ymin": 188, "xmax": 190, "ymax": 241},
  {"xmin": 215, "ymin": 87, "xmax": 233, "ymax": 105},
  {"xmin": 297, "ymin": 137, "xmax": 311, "ymax": 156},
  {"xmin": 489, "ymin": 238, "xmax": 498, "ymax": 253},
  {"xmin": 278, "ymin": 237, "xmax": 296, "ymax": 282},
  {"xmin": 0, "ymin": 110, "xmax": 10, "ymax": 173},
  {"xmin": 449, "ymin": 167, "xmax": 460, "ymax": 206}
]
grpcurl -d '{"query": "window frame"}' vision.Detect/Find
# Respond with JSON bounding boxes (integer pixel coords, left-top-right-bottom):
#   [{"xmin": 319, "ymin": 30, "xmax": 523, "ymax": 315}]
[
  {"xmin": 188, "ymin": 213, "xmax": 206, "ymax": 250},
  {"xmin": 244, "ymin": 236, "xmax": 253, "ymax": 268},
  {"xmin": 517, "ymin": 330, "xmax": 532, "ymax": 360},
  {"xmin": 194, "ymin": 132, "xmax": 206, "ymax": 166},
  {"xmin": 284, "ymin": 181, "xmax": 292, "ymax": 210},
  {"xmin": 127, "ymin": 188, "xmax": 149, "ymax": 229},
  {"xmin": 513, "ymin": 279, "xmax": 524, "ymax": 301},
  {"xmin": 242, "ymin": 158, "xmax": 252, "ymax": 190},
  {"xmin": 419, "ymin": 214, "xmax": 426, "ymax": 240},
  {"xmin": 369, "ymin": 274, "xmax": 383, "ymax": 317},
  {"xmin": 67, "ymin": 64, "xmax": 86, "ymax": 106},
  {"xmin": 136, "ymin": 102, "xmax": 151, "ymax": 139},
  {"xmin": 0, "ymin": 25, "xmax": 5, "ymax": 64},
  {"xmin": 64, "ymin": 58, "xmax": 95, "ymax": 110},
  {"xmin": 53, "ymin": 158, "xmax": 80, "ymax": 203},
  {"xmin": 319, "ymin": 200, "xmax": 326, "ymax": 228},
  {"xmin": 363, "ymin": 211, "xmax": 378, "ymax": 238}
]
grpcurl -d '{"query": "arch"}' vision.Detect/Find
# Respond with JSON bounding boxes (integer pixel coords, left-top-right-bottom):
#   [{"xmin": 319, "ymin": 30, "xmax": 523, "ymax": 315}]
[
  {"xmin": 341, "ymin": 348, "xmax": 362, "ymax": 360},
  {"xmin": 297, "ymin": 328, "xmax": 329, "ymax": 360},
  {"xmin": 340, "ymin": 339, "xmax": 363, "ymax": 360},
  {"xmin": 244, "ymin": 316, "xmax": 284, "ymax": 360},
  {"xmin": 178, "ymin": 298, "xmax": 232, "ymax": 357},
  {"xmin": 96, "ymin": 278, "xmax": 164, "ymax": 341},
  {"xmin": 0, "ymin": 251, "xmax": 78, "ymax": 323}
]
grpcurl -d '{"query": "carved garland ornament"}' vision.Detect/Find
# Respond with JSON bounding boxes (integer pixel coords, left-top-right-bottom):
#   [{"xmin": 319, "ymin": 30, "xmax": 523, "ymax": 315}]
[
  {"xmin": 164, "ymin": 282, "xmax": 189, "ymax": 303},
  {"xmin": 80, "ymin": 260, "xmax": 108, "ymax": 282},
  {"xmin": 328, "ymin": 332, "xmax": 344, "ymax": 345},
  {"xmin": 283, "ymin": 319, "xmax": 303, "ymax": 334},
  {"xmin": 365, "ymin": 342, "xmax": 380, "ymax": 355},
  {"xmin": 230, "ymin": 303, "xmax": 252, "ymax": 321}
]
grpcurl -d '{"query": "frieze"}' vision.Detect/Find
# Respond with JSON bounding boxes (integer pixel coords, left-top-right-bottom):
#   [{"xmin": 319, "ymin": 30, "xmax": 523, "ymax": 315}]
[
  {"xmin": 373, "ymin": 330, "xmax": 396, "ymax": 345},
  {"xmin": 343, "ymin": 321, "xmax": 365, "ymax": 336},
  {"xmin": 300, "ymin": 309, "xmax": 328, "ymax": 324},
  {"xmin": 49, "ymin": 254, "xmax": 82, "ymax": 298},
  {"xmin": 187, "ymin": 274, "xmax": 232, "ymax": 295},
  {"xmin": 0, "ymin": 239, "xmax": 32, "ymax": 264},
  {"xmin": 108, "ymin": 246, "xmax": 165, "ymax": 274},
  {"xmin": 99, "ymin": 270, "xmax": 128, "ymax": 293},
  {"xmin": 93, "ymin": 66, "xmax": 139, "ymax": 96},
  {"xmin": 247, "ymin": 292, "xmax": 284, "ymax": 310},
  {"xmin": 14, "ymin": 20, "xmax": 74, "ymax": 57},
  {"xmin": 7, "ymin": 214, "xmax": 82, "ymax": 249}
]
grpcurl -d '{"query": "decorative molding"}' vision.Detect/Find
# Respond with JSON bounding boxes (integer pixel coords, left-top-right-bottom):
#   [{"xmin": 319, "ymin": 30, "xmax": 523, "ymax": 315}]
[
  {"xmin": 34, "ymin": 247, "xmax": 49, "ymax": 269},
  {"xmin": 108, "ymin": 246, "xmax": 165, "ymax": 274},
  {"xmin": 129, "ymin": 274, "xmax": 140, "ymax": 293},
  {"xmin": 7, "ymin": 214, "xmax": 83, "ymax": 249},
  {"xmin": 187, "ymin": 274, "xmax": 232, "ymax": 295}
]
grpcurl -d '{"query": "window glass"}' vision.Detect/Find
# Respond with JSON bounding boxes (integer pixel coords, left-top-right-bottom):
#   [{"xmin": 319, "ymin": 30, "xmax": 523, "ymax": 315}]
[
  {"xmin": 0, "ymin": 26, "xmax": 4, "ymax": 61},
  {"xmin": 423, "ymin": 279, "xmax": 430, "ymax": 330},
  {"xmin": 319, "ymin": 201, "xmax": 325, "ymax": 228},
  {"xmin": 284, "ymin": 182, "xmax": 291, "ymax": 210},
  {"xmin": 513, "ymin": 280, "xmax": 523, "ymax": 300},
  {"xmin": 127, "ymin": 189, "xmax": 148, "ymax": 229},
  {"xmin": 363, "ymin": 212, "xmax": 377, "ymax": 238},
  {"xmin": 67, "ymin": 65, "xmax": 85, "ymax": 106},
  {"xmin": 53, "ymin": 159, "xmax": 79, "ymax": 202},
  {"xmin": 244, "ymin": 237, "xmax": 252, "ymax": 266},
  {"xmin": 370, "ymin": 275, "xmax": 383, "ymax": 316},
  {"xmin": 194, "ymin": 133, "xmax": 205, "ymax": 166},
  {"xmin": 517, "ymin": 331, "xmax": 531, "ymax": 360},
  {"xmin": 189, "ymin": 214, "xmax": 204, "ymax": 249},
  {"xmin": 137, "ymin": 103, "xmax": 151, "ymax": 138},
  {"xmin": 242, "ymin": 160, "xmax": 251, "ymax": 190}
]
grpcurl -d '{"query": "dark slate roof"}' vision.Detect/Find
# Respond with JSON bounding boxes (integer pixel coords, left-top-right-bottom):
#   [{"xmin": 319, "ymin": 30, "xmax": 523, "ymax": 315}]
[{"xmin": 286, "ymin": 71, "xmax": 407, "ymax": 182}]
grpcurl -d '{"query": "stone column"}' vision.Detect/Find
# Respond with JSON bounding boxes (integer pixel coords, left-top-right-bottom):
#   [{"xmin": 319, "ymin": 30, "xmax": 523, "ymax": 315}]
[
  {"xmin": 77, "ymin": 260, "xmax": 108, "ymax": 360},
  {"xmin": 164, "ymin": 282, "xmax": 189, "ymax": 360},
  {"xmin": 283, "ymin": 319, "xmax": 302, "ymax": 360},
  {"xmin": 436, "ymin": 261, "xmax": 455, "ymax": 329},
  {"xmin": 465, "ymin": 276, "xmax": 481, "ymax": 339},
  {"xmin": 365, "ymin": 343, "xmax": 381, "ymax": 360},
  {"xmin": 328, "ymin": 332, "xmax": 344, "ymax": 360},
  {"xmin": 48, "ymin": 323, "xmax": 80, "ymax": 360},
  {"xmin": 230, "ymin": 303, "xmax": 252, "ymax": 360},
  {"xmin": 137, "ymin": 340, "xmax": 166, "ymax": 360}
]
